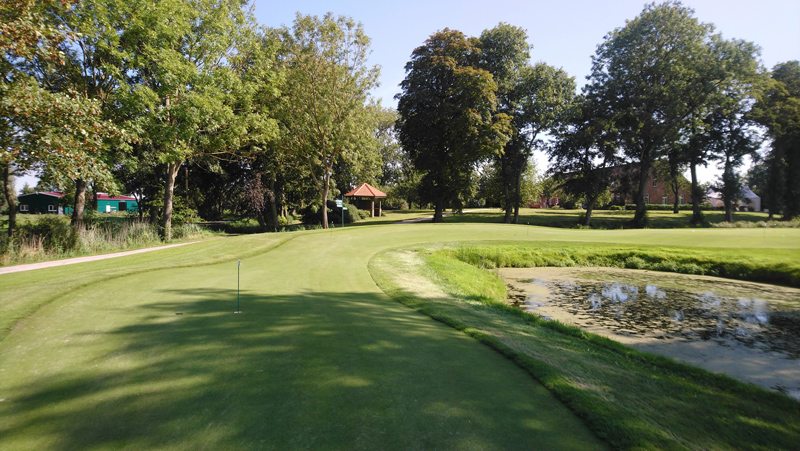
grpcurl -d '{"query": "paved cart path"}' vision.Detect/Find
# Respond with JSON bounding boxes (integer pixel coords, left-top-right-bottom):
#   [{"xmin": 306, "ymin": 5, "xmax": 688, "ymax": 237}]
[{"xmin": 0, "ymin": 242, "xmax": 199, "ymax": 275}]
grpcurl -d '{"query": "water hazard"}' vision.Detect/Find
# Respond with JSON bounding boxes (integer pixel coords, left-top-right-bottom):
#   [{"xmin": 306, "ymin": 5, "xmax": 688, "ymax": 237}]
[
  {"xmin": 502, "ymin": 267, "xmax": 800, "ymax": 398},
  {"xmin": 515, "ymin": 279, "xmax": 800, "ymax": 358}
]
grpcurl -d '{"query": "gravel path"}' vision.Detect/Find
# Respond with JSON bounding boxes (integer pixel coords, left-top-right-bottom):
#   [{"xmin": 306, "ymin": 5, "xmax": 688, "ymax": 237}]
[{"xmin": 0, "ymin": 242, "xmax": 198, "ymax": 275}]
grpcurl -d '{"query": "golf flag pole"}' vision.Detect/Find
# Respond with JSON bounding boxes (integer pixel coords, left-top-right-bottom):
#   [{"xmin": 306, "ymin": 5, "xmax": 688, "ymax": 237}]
[{"xmin": 236, "ymin": 259, "xmax": 241, "ymax": 313}]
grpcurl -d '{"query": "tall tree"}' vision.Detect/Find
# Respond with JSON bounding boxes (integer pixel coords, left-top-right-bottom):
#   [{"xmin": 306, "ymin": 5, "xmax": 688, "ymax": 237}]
[
  {"xmin": 478, "ymin": 24, "xmax": 574, "ymax": 223},
  {"xmin": 44, "ymin": 0, "xmax": 133, "ymax": 229},
  {"xmin": 753, "ymin": 61, "xmax": 800, "ymax": 220},
  {"xmin": 275, "ymin": 13, "xmax": 379, "ymax": 228},
  {"xmin": 396, "ymin": 29, "xmax": 511, "ymax": 222},
  {"xmin": 549, "ymin": 96, "xmax": 619, "ymax": 226},
  {"xmin": 1, "ymin": 0, "xmax": 123, "ymax": 237},
  {"xmin": 704, "ymin": 38, "xmax": 764, "ymax": 222},
  {"xmin": 119, "ymin": 0, "xmax": 273, "ymax": 238},
  {"xmin": 587, "ymin": 1, "xmax": 715, "ymax": 227}
]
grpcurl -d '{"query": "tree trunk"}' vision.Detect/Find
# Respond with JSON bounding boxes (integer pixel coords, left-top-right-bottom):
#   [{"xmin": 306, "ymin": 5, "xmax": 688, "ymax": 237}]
[
  {"xmin": 672, "ymin": 180, "xmax": 680, "ymax": 214},
  {"xmin": 632, "ymin": 162, "xmax": 650, "ymax": 228},
  {"xmin": 161, "ymin": 162, "xmax": 182, "ymax": 239},
  {"xmin": 269, "ymin": 175, "xmax": 279, "ymax": 232},
  {"xmin": 512, "ymin": 167, "xmax": 523, "ymax": 224},
  {"xmin": 500, "ymin": 155, "xmax": 512, "ymax": 223},
  {"xmin": 2, "ymin": 162, "xmax": 17, "ymax": 238},
  {"xmin": 71, "ymin": 179, "xmax": 88, "ymax": 230},
  {"xmin": 89, "ymin": 186, "xmax": 98, "ymax": 212},
  {"xmin": 584, "ymin": 198, "xmax": 596, "ymax": 226},
  {"xmin": 320, "ymin": 184, "xmax": 329, "ymax": 229},
  {"xmin": 433, "ymin": 194, "xmax": 444, "ymax": 223},
  {"xmin": 690, "ymin": 161, "xmax": 704, "ymax": 224}
]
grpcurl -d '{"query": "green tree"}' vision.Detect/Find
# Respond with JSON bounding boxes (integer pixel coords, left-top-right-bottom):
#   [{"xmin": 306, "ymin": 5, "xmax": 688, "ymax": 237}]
[
  {"xmin": 2, "ymin": 0, "xmax": 123, "ymax": 237},
  {"xmin": 753, "ymin": 61, "xmax": 800, "ymax": 220},
  {"xmin": 478, "ymin": 24, "xmax": 575, "ymax": 223},
  {"xmin": 119, "ymin": 0, "xmax": 274, "ymax": 238},
  {"xmin": 45, "ymin": 0, "xmax": 134, "ymax": 229},
  {"xmin": 587, "ymin": 1, "xmax": 715, "ymax": 228},
  {"xmin": 549, "ymin": 96, "xmax": 619, "ymax": 226},
  {"xmin": 274, "ymin": 13, "xmax": 379, "ymax": 228},
  {"xmin": 396, "ymin": 29, "xmax": 511, "ymax": 222},
  {"xmin": 705, "ymin": 39, "xmax": 763, "ymax": 222}
]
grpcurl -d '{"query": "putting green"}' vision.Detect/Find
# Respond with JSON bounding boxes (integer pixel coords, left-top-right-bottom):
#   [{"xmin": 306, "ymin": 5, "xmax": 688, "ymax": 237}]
[{"xmin": 1, "ymin": 224, "xmax": 797, "ymax": 450}]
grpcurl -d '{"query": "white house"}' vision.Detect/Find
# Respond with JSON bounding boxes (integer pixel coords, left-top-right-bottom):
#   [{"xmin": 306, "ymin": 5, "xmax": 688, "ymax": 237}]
[{"xmin": 706, "ymin": 185, "xmax": 761, "ymax": 211}]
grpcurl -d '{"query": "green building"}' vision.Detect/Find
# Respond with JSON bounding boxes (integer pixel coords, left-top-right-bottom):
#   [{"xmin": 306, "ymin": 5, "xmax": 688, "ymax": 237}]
[{"xmin": 18, "ymin": 192, "xmax": 138, "ymax": 215}]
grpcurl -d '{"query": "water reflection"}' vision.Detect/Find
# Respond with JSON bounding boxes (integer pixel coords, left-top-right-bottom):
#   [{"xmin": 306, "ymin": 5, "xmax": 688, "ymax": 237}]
[{"xmin": 515, "ymin": 279, "xmax": 800, "ymax": 359}]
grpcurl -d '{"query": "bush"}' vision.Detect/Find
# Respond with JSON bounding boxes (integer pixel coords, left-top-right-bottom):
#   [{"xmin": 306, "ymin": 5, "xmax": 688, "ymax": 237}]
[
  {"xmin": 608, "ymin": 205, "xmax": 624, "ymax": 211},
  {"xmin": 17, "ymin": 215, "xmax": 79, "ymax": 253},
  {"xmin": 302, "ymin": 200, "xmax": 362, "ymax": 226}
]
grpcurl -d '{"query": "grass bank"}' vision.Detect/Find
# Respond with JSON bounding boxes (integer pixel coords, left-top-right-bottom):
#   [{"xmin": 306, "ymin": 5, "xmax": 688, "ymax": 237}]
[
  {"xmin": 449, "ymin": 241, "xmax": 800, "ymax": 288},
  {"xmin": 370, "ymin": 243, "xmax": 800, "ymax": 450}
]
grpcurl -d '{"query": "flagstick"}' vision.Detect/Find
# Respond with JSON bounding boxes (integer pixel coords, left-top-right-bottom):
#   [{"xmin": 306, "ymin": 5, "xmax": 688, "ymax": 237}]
[{"xmin": 235, "ymin": 259, "xmax": 242, "ymax": 313}]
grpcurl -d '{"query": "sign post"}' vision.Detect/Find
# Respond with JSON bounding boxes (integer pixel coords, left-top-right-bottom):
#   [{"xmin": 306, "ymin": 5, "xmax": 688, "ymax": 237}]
[
  {"xmin": 336, "ymin": 198, "xmax": 344, "ymax": 228},
  {"xmin": 235, "ymin": 260, "xmax": 242, "ymax": 313}
]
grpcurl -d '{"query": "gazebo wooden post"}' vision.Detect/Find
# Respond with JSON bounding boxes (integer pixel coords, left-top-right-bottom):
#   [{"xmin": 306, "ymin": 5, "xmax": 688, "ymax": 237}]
[{"xmin": 343, "ymin": 183, "xmax": 387, "ymax": 219}]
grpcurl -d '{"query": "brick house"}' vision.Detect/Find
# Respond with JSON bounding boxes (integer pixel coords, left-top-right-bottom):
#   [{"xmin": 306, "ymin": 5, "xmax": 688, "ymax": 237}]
[{"xmin": 609, "ymin": 165, "xmax": 692, "ymax": 207}]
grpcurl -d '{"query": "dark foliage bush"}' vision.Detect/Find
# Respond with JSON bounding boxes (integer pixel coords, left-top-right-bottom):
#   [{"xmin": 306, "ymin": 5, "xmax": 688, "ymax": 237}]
[{"xmin": 302, "ymin": 200, "xmax": 362, "ymax": 226}]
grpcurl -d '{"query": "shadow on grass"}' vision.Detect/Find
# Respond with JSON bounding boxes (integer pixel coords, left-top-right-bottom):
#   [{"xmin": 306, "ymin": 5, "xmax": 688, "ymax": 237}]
[{"xmin": 0, "ymin": 289, "xmax": 605, "ymax": 450}]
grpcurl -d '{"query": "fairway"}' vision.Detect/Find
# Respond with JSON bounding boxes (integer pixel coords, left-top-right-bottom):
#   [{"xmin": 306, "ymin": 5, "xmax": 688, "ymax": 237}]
[{"xmin": 1, "ymin": 224, "xmax": 798, "ymax": 450}]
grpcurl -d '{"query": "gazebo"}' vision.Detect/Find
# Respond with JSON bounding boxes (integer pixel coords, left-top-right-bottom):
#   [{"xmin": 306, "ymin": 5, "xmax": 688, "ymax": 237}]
[{"xmin": 344, "ymin": 183, "xmax": 387, "ymax": 217}]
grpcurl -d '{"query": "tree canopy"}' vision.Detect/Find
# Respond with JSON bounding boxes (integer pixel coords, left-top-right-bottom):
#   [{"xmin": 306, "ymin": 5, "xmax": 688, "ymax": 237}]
[{"xmin": 396, "ymin": 29, "xmax": 511, "ymax": 222}]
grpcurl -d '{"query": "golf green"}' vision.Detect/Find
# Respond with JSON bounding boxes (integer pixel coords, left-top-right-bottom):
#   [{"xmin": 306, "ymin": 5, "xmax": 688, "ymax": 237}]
[{"xmin": 1, "ymin": 224, "xmax": 797, "ymax": 450}]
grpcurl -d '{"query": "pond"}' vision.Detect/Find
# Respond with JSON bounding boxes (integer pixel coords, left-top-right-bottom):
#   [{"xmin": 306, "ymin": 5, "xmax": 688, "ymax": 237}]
[{"xmin": 501, "ymin": 267, "xmax": 800, "ymax": 400}]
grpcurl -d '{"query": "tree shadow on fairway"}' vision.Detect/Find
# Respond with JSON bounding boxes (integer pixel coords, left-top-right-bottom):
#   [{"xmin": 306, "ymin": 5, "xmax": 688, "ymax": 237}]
[{"xmin": 0, "ymin": 289, "xmax": 606, "ymax": 451}]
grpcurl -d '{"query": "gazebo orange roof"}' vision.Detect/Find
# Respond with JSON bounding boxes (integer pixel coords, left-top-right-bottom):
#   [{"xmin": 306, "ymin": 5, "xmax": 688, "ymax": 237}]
[{"xmin": 344, "ymin": 183, "xmax": 387, "ymax": 198}]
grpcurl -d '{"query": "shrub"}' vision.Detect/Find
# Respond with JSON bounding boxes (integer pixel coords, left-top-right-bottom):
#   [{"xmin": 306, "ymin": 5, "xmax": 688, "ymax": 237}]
[
  {"xmin": 303, "ymin": 200, "xmax": 365, "ymax": 226},
  {"xmin": 625, "ymin": 256, "xmax": 647, "ymax": 269},
  {"xmin": 17, "ymin": 215, "xmax": 79, "ymax": 253}
]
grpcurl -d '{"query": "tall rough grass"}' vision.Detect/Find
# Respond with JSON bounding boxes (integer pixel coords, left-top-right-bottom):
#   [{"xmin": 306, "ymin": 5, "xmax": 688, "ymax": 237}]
[{"xmin": 0, "ymin": 217, "xmax": 213, "ymax": 266}]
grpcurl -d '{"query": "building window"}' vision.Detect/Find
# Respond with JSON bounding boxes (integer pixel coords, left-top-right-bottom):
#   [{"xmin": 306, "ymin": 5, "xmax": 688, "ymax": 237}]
[
  {"xmin": 679, "ymin": 195, "xmax": 685, "ymax": 205},
  {"xmin": 20, "ymin": 204, "xmax": 29, "ymax": 212},
  {"xmin": 48, "ymin": 205, "xmax": 57, "ymax": 212},
  {"xmin": 644, "ymin": 194, "xmax": 650, "ymax": 204},
  {"xmin": 662, "ymin": 196, "xmax": 669, "ymax": 205},
  {"xmin": 652, "ymin": 180, "xmax": 658, "ymax": 187}
]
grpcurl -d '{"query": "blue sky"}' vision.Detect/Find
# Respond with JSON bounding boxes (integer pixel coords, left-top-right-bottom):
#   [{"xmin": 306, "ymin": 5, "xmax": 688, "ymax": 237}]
[{"xmin": 254, "ymin": 0, "xmax": 800, "ymax": 108}]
